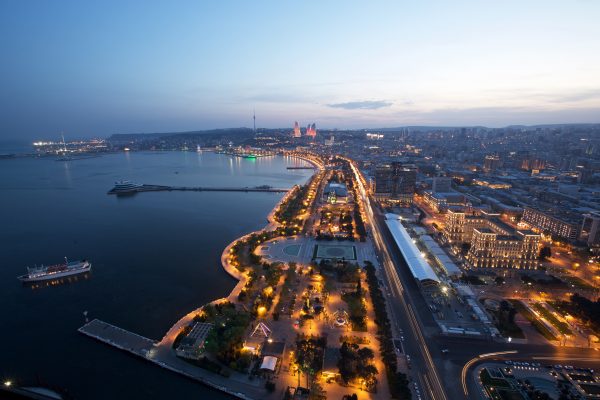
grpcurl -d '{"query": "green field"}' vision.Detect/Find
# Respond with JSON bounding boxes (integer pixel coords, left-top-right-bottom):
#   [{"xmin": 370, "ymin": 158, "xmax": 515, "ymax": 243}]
[
  {"xmin": 510, "ymin": 300, "xmax": 558, "ymax": 341},
  {"xmin": 532, "ymin": 303, "xmax": 572, "ymax": 335}
]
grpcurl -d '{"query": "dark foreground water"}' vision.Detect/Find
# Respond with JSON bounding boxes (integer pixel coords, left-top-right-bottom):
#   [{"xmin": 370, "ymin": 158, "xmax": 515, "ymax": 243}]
[{"xmin": 0, "ymin": 151, "xmax": 312, "ymax": 399}]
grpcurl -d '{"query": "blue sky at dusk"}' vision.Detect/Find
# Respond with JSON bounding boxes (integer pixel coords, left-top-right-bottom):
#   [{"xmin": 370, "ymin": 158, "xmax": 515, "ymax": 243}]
[{"xmin": 1, "ymin": 1, "xmax": 599, "ymax": 139}]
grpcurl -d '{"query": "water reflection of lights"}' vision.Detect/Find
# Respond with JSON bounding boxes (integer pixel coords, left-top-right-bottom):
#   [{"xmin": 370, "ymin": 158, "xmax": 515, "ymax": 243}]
[{"xmin": 26, "ymin": 272, "xmax": 91, "ymax": 290}]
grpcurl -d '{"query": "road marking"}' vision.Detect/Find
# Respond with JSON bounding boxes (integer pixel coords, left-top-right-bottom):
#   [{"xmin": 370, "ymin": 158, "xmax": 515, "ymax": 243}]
[{"xmin": 462, "ymin": 350, "xmax": 518, "ymax": 397}]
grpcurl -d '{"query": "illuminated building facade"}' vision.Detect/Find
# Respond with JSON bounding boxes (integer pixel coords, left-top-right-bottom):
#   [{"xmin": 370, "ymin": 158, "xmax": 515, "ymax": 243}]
[
  {"xmin": 444, "ymin": 210, "xmax": 541, "ymax": 269},
  {"xmin": 483, "ymin": 154, "xmax": 501, "ymax": 172},
  {"xmin": 306, "ymin": 123, "xmax": 317, "ymax": 138},
  {"xmin": 466, "ymin": 228, "xmax": 540, "ymax": 270},
  {"xmin": 522, "ymin": 206, "xmax": 579, "ymax": 241}
]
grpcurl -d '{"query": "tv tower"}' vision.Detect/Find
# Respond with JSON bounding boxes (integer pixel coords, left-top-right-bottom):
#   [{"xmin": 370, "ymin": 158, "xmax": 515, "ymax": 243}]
[{"xmin": 253, "ymin": 108, "xmax": 256, "ymax": 135}]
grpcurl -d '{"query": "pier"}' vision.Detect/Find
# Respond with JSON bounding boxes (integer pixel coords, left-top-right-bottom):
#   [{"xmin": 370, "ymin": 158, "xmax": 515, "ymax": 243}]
[
  {"xmin": 286, "ymin": 166, "xmax": 315, "ymax": 169},
  {"xmin": 78, "ymin": 319, "xmax": 258, "ymax": 399},
  {"xmin": 108, "ymin": 184, "xmax": 290, "ymax": 195},
  {"xmin": 78, "ymin": 319, "xmax": 155, "ymax": 357}
]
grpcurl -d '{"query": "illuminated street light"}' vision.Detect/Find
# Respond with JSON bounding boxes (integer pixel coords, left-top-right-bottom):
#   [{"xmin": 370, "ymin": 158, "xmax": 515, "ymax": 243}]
[{"xmin": 4, "ymin": 381, "xmax": 12, "ymax": 387}]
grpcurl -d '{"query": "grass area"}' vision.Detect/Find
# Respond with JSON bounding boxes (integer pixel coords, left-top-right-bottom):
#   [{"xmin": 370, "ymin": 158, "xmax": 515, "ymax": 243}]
[
  {"xmin": 341, "ymin": 291, "xmax": 367, "ymax": 331},
  {"xmin": 480, "ymin": 368, "xmax": 511, "ymax": 388},
  {"xmin": 489, "ymin": 309, "xmax": 525, "ymax": 339},
  {"xmin": 510, "ymin": 300, "xmax": 558, "ymax": 341},
  {"xmin": 580, "ymin": 383, "xmax": 600, "ymax": 395},
  {"xmin": 497, "ymin": 389, "xmax": 526, "ymax": 400},
  {"xmin": 531, "ymin": 303, "xmax": 572, "ymax": 335},
  {"xmin": 179, "ymin": 355, "xmax": 230, "ymax": 377},
  {"xmin": 562, "ymin": 275, "xmax": 596, "ymax": 291}
]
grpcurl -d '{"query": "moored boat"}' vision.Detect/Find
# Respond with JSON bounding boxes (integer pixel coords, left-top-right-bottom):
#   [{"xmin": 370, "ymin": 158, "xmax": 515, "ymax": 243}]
[{"xmin": 18, "ymin": 258, "xmax": 92, "ymax": 282}]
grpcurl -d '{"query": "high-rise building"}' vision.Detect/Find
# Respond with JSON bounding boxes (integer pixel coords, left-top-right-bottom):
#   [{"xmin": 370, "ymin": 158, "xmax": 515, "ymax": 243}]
[
  {"xmin": 580, "ymin": 212, "xmax": 600, "ymax": 246},
  {"xmin": 306, "ymin": 123, "xmax": 317, "ymax": 138},
  {"xmin": 293, "ymin": 121, "xmax": 301, "ymax": 138},
  {"xmin": 483, "ymin": 154, "xmax": 501, "ymax": 172},
  {"xmin": 373, "ymin": 162, "xmax": 416, "ymax": 204}
]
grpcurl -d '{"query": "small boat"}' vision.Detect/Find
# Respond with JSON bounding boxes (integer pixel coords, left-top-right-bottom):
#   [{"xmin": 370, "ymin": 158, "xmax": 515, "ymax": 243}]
[{"xmin": 18, "ymin": 258, "xmax": 92, "ymax": 282}]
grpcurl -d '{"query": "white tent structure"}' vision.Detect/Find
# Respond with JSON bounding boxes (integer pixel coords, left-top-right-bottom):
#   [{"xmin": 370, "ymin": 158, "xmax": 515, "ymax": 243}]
[
  {"xmin": 260, "ymin": 355, "xmax": 278, "ymax": 371},
  {"xmin": 251, "ymin": 322, "xmax": 272, "ymax": 338},
  {"xmin": 385, "ymin": 215, "xmax": 439, "ymax": 285}
]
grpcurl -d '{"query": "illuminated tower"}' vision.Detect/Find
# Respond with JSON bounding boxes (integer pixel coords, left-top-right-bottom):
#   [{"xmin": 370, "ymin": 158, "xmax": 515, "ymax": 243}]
[
  {"xmin": 293, "ymin": 121, "xmax": 301, "ymax": 138},
  {"xmin": 306, "ymin": 123, "xmax": 317, "ymax": 138}
]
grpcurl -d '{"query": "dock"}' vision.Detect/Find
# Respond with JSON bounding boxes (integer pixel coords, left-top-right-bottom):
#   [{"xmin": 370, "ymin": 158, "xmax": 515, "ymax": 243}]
[
  {"xmin": 78, "ymin": 319, "xmax": 155, "ymax": 357},
  {"xmin": 78, "ymin": 319, "xmax": 257, "ymax": 399},
  {"xmin": 108, "ymin": 184, "xmax": 290, "ymax": 195},
  {"xmin": 286, "ymin": 166, "xmax": 315, "ymax": 169}
]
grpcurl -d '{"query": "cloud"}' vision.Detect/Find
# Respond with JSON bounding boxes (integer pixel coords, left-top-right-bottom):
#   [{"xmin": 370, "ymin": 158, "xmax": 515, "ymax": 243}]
[
  {"xmin": 327, "ymin": 100, "xmax": 393, "ymax": 110},
  {"xmin": 550, "ymin": 89, "xmax": 600, "ymax": 103}
]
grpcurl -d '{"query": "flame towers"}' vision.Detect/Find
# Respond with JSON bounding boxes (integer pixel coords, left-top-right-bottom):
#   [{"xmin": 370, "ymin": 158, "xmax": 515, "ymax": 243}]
[
  {"xmin": 293, "ymin": 121, "xmax": 301, "ymax": 138},
  {"xmin": 306, "ymin": 123, "xmax": 317, "ymax": 138}
]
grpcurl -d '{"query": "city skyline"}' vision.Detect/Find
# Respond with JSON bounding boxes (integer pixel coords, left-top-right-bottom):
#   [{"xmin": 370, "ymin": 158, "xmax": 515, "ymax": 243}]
[{"xmin": 1, "ymin": 1, "xmax": 600, "ymax": 139}]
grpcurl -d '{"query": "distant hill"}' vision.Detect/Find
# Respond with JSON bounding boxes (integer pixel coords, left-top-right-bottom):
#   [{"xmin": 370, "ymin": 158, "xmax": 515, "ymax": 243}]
[{"xmin": 107, "ymin": 128, "xmax": 254, "ymax": 142}]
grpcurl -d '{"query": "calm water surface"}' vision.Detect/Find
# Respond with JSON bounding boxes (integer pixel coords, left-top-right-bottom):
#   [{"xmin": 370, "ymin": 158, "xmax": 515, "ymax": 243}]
[{"xmin": 0, "ymin": 151, "xmax": 312, "ymax": 399}]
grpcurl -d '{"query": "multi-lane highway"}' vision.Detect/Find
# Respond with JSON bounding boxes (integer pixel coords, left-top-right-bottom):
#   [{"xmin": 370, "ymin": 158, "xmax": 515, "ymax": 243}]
[
  {"xmin": 344, "ymin": 156, "xmax": 600, "ymax": 400},
  {"xmin": 346, "ymin": 157, "xmax": 449, "ymax": 400}
]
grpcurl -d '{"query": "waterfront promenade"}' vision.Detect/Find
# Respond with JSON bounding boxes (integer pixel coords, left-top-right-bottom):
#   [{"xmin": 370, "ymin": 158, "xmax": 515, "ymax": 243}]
[{"xmin": 79, "ymin": 155, "xmax": 322, "ymax": 400}]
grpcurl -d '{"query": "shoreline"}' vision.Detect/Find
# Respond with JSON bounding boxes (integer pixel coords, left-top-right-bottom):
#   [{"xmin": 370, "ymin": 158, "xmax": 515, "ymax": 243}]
[{"xmin": 79, "ymin": 153, "xmax": 320, "ymax": 400}]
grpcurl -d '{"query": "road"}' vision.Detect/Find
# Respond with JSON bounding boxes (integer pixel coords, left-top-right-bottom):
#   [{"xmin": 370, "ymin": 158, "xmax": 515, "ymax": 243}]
[
  {"xmin": 345, "ymin": 158, "xmax": 449, "ymax": 400},
  {"xmin": 344, "ymin": 157, "xmax": 600, "ymax": 400}
]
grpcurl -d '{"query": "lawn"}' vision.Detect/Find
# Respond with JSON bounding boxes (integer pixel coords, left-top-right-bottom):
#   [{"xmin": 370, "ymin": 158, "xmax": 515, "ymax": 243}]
[
  {"xmin": 561, "ymin": 275, "xmax": 596, "ymax": 291},
  {"xmin": 510, "ymin": 300, "xmax": 558, "ymax": 341},
  {"xmin": 480, "ymin": 368, "xmax": 511, "ymax": 388},
  {"xmin": 489, "ymin": 309, "xmax": 525, "ymax": 339},
  {"xmin": 531, "ymin": 303, "xmax": 572, "ymax": 335},
  {"xmin": 341, "ymin": 292, "xmax": 367, "ymax": 331}
]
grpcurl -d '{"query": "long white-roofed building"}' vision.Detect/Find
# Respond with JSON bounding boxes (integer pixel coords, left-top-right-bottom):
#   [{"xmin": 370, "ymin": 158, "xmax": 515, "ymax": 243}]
[{"xmin": 384, "ymin": 214, "xmax": 439, "ymax": 286}]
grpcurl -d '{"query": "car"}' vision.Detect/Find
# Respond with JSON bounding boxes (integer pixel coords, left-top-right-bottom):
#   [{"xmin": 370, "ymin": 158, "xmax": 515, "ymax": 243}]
[
  {"xmin": 441, "ymin": 349, "xmax": 449, "ymax": 354},
  {"xmin": 554, "ymin": 364, "xmax": 563, "ymax": 369},
  {"xmin": 532, "ymin": 362, "xmax": 541, "ymax": 367}
]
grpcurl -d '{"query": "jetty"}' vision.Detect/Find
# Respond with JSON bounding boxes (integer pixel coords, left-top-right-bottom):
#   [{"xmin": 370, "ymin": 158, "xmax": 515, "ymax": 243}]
[
  {"xmin": 108, "ymin": 184, "xmax": 290, "ymax": 195},
  {"xmin": 78, "ymin": 319, "xmax": 155, "ymax": 356},
  {"xmin": 286, "ymin": 166, "xmax": 315, "ymax": 170},
  {"xmin": 78, "ymin": 319, "xmax": 257, "ymax": 399}
]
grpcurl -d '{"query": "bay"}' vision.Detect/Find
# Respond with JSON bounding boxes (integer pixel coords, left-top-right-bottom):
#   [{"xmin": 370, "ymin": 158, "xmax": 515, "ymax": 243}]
[{"xmin": 0, "ymin": 151, "xmax": 312, "ymax": 399}]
